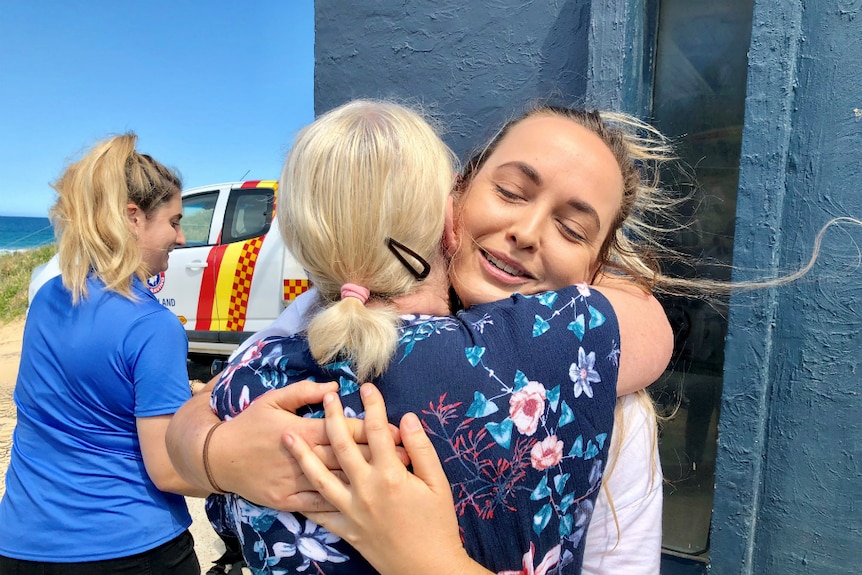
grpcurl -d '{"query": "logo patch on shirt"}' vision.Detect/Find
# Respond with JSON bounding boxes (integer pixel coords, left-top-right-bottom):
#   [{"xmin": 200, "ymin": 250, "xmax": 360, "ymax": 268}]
[{"xmin": 147, "ymin": 272, "xmax": 166, "ymax": 294}]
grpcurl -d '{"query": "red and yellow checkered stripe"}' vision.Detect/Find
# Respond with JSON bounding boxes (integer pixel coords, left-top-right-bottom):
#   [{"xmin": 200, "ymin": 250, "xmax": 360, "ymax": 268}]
[
  {"xmin": 224, "ymin": 237, "xmax": 265, "ymax": 331},
  {"xmin": 284, "ymin": 279, "xmax": 311, "ymax": 302},
  {"xmin": 194, "ymin": 181, "xmax": 280, "ymax": 331},
  {"xmin": 195, "ymin": 236, "xmax": 263, "ymax": 332}
]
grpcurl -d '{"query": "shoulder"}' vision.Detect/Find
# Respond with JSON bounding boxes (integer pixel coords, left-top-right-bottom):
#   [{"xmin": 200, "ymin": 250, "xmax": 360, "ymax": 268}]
[
  {"xmin": 466, "ymin": 284, "xmax": 616, "ymax": 318},
  {"xmin": 613, "ymin": 395, "xmax": 661, "ymax": 473},
  {"xmin": 462, "ymin": 284, "xmax": 619, "ymax": 342},
  {"xmin": 127, "ymin": 299, "xmax": 184, "ymax": 337},
  {"xmin": 109, "ymin": 281, "xmax": 187, "ymax": 347},
  {"xmin": 606, "ymin": 393, "xmax": 661, "ymax": 502},
  {"xmin": 582, "ymin": 395, "xmax": 662, "ymax": 574},
  {"xmin": 222, "ymin": 334, "xmax": 312, "ymax": 382}
]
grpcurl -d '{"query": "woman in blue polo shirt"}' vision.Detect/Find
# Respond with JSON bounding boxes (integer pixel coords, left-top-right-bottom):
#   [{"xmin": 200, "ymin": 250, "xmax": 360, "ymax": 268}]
[{"xmin": 0, "ymin": 133, "xmax": 210, "ymax": 574}]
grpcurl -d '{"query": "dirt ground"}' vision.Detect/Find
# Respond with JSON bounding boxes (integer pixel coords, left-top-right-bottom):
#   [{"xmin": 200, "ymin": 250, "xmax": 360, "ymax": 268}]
[{"xmin": 0, "ymin": 319, "xmax": 230, "ymax": 574}]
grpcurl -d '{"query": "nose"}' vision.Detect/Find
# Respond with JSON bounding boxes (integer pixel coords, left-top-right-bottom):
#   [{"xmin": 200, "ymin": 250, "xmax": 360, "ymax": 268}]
[
  {"xmin": 508, "ymin": 210, "xmax": 543, "ymax": 251},
  {"xmin": 175, "ymin": 226, "xmax": 187, "ymax": 247}
]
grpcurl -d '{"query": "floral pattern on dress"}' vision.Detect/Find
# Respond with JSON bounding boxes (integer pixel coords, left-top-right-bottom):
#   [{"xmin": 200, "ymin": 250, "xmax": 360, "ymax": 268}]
[
  {"xmin": 210, "ymin": 284, "xmax": 620, "ymax": 575},
  {"xmin": 225, "ymin": 497, "xmax": 348, "ymax": 573}
]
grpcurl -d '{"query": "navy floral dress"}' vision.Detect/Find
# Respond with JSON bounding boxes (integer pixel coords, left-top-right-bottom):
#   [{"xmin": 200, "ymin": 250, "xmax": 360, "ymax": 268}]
[{"xmin": 210, "ymin": 284, "xmax": 619, "ymax": 575}]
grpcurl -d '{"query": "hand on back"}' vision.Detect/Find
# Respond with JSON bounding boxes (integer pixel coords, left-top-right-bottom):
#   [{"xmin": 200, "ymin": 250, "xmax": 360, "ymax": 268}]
[
  {"xmin": 284, "ymin": 384, "xmax": 489, "ymax": 575},
  {"xmin": 210, "ymin": 379, "xmax": 406, "ymax": 512}
]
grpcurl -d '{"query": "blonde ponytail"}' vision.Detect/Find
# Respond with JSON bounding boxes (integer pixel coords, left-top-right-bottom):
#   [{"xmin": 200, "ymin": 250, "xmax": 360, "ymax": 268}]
[
  {"xmin": 279, "ymin": 100, "xmax": 458, "ymax": 380},
  {"xmin": 307, "ymin": 298, "xmax": 401, "ymax": 382},
  {"xmin": 50, "ymin": 132, "xmax": 181, "ymax": 303}
]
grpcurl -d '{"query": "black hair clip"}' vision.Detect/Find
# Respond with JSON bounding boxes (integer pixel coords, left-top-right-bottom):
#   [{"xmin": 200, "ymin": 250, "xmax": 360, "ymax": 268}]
[{"xmin": 386, "ymin": 237, "xmax": 431, "ymax": 281}]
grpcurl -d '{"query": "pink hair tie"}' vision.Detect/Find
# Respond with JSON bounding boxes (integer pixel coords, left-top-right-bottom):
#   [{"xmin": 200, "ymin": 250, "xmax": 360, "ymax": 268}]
[{"xmin": 341, "ymin": 283, "xmax": 370, "ymax": 304}]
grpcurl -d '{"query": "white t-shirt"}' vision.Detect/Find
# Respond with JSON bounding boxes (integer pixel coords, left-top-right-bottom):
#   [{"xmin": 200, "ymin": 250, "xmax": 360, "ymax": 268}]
[
  {"xmin": 231, "ymin": 289, "xmax": 663, "ymax": 574},
  {"xmin": 582, "ymin": 392, "xmax": 663, "ymax": 575}
]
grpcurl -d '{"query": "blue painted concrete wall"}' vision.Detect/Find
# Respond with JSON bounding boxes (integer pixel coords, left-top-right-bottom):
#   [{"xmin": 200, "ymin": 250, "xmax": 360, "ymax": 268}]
[
  {"xmin": 314, "ymin": 1, "xmax": 862, "ymax": 572},
  {"xmin": 314, "ymin": 0, "xmax": 592, "ymax": 157},
  {"xmin": 712, "ymin": 1, "xmax": 862, "ymax": 574}
]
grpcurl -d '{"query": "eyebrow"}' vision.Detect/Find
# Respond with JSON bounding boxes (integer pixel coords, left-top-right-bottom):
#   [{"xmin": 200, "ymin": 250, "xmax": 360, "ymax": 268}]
[
  {"xmin": 500, "ymin": 161, "xmax": 543, "ymax": 186},
  {"xmin": 567, "ymin": 197, "xmax": 601, "ymax": 233},
  {"xmin": 498, "ymin": 161, "xmax": 603, "ymax": 232}
]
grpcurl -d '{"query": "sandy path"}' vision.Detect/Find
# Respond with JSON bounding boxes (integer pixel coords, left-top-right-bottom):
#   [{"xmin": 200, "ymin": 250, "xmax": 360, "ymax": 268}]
[
  {"xmin": 0, "ymin": 318, "xmax": 24, "ymax": 502},
  {"xmin": 0, "ymin": 319, "xmax": 228, "ymax": 574}
]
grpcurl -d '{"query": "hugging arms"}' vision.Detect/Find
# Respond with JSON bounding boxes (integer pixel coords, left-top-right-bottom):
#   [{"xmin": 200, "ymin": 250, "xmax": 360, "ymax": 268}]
[{"xmin": 167, "ymin": 101, "xmax": 675, "ymax": 574}]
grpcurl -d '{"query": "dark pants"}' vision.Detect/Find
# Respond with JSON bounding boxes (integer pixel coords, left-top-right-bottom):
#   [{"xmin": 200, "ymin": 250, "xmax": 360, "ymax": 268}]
[{"xmin": 0, "ymin": 530, "xmax": 199, "ymax": 575}]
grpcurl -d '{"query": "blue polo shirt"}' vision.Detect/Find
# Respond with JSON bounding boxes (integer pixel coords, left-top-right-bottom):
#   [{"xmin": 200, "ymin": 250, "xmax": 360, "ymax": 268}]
[{"xmin": 0, "ymin": 274, "xmax": 192, "ymax": 561}]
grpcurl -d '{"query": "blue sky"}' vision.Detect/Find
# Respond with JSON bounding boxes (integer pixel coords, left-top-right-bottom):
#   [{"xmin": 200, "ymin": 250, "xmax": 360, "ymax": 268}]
[{"xmin": 0, "ymin": 1, "xmax": 314, "ymax": 218}]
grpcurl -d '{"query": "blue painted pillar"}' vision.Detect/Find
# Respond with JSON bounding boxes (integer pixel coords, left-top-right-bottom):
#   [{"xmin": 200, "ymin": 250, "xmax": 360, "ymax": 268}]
[
  {"xmin": 585, "ymin": 0, "xmax": 655, "ymax": 117},
  {"xmin": 711, "ymin": 1, "xmax": 862, "ymax": 573}
]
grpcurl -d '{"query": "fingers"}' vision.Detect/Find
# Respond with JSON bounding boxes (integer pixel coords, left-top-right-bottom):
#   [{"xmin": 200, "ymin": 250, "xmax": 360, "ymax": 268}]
[
  {"xmin": 273, "ymin": 402, "xmax": 407, "ymax": 470},
  {"xmin": 333, "ymin": 411, "xmax": 401, "ymax": 446},
  {"xmin": 283, "ymin": 430, "xmax": 350, "ymax": 510},
  {"xmin": 269, "ymin": 492, "xmax": 337, "ymax": 514},
  {"xmin": 264, "ymin": 380, "xmax": 401, "ymax": 446},
  {"xmin": 301, "ymin": 511, "xmax": 347, "ymax": 537},
  {"xmin": 357, "ymin": 384, "xmax": 402, "ymax": 465},
  {"xmin": 284, "ymin": 432, "xmax": 409, "ymax": 470},
  {"xmin": 310, "ymin": 444, "xmax": 392, "ymax": 472},
  {"xmin": 280, "ymin": 417, "xmax": 329, "ymax": 451},
  {"xmin": 394, "ymin": 445, "xmax": 411, "ymax": 467},
  {"xmin": 347, "ymin": 416, "xmax": 369, "ymax": 445},
  {"xmin": 399, "ymin": 412, "xmax": 449, "ymax": 493},
  {"xmin": 319, "ymin": 392, "xmax": 371, "ymax": 475},
  {"xmin": 266, "ymin": 379, "xmax": 340, "ymax": 412}
]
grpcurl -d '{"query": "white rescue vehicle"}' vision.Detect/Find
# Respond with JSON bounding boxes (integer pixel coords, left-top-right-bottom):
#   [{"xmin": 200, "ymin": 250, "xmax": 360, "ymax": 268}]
[{"xmin": 29, "ymin": 180, "xmax": 310, "ymax": 358}]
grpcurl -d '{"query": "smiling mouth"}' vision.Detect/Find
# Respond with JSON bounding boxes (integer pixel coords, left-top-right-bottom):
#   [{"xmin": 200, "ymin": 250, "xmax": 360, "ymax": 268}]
[{"xmin": 482, "ymin": 250, "xmax": 535, "ymax": 279}]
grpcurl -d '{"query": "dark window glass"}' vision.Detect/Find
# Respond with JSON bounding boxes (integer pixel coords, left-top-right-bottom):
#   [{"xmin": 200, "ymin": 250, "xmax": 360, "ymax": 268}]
[
  {"xmin": 650, "ymin": 0, "xmax": 754, "ymax": 560},
  {"xmin": 181, "ymin": 192, "xmax": 219, "ymax": 247},
  {"xmin": 222, "ymin": 188, "xmax": 274, "ymax": 244}
]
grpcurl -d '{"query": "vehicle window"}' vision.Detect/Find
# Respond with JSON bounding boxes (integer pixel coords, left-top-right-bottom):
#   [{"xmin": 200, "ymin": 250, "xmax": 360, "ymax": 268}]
[
  {"xmin": 649, "ymin": 0, "xmax": 754, "ymax": 562},
  {"xmin": 181, "ymin": 192, "xmax": 218, "ymax": 247},
  {"xmin": 221, "ymin": 188, "xmax": 274, "ymax": 244}
]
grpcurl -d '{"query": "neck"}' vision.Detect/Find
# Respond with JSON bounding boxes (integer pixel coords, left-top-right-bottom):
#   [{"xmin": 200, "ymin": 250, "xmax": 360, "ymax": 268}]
[{"xmin": 388, "ymin": 254, "xmax": 451, "ymax": 316}]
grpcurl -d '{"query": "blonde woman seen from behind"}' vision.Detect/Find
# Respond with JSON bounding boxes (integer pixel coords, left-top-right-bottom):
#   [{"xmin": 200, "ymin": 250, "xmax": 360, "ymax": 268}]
[{"xmin": 206, "ymin": 100, "xmax": 648, "ymax": 574}]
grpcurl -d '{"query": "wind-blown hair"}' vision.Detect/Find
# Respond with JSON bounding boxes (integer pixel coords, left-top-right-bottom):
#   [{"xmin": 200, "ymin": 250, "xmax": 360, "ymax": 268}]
[
  {"xmin": 278, "ymin": 99, "xmax": 458, "ymax": 381},
  {"xmin": 49, "ymin": 132, "xmax": 182, "ymax": 303},
  {"xmin": 456, "ymin": 105, "xmax": 861, "ymax": 298},
  {"xmin": 455, "ymin": 106, "xmax": 678, "ymax": 295}
]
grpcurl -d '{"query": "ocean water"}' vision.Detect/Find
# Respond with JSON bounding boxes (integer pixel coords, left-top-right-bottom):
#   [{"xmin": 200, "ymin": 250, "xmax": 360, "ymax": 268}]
[{"xmin": 0, "ymin": 216, "xmax": 55, "ymax": 253}]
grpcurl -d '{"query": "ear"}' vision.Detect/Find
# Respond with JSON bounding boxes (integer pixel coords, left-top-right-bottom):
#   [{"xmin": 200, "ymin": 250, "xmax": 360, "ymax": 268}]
[
  {"xmin": 127, "ymin": 203, "xmax": 141, "ymax": 231},
  {"xmin": 588, "ymin": 250, "xmax": 606, "ymax": 283},
  {"xmin": 443, "ymin": 194, "xmax": 458, "ymax": 257}
]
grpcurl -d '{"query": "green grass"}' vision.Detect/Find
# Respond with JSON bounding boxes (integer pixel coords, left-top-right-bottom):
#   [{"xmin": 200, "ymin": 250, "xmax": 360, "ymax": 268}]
[{"xmin": 0, "ymin": 245, "xmax": 56, "ymax": 323}]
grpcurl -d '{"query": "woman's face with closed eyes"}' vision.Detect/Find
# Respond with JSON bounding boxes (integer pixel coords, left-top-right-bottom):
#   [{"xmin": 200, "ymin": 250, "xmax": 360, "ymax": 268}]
[{"xmin": 450, "ymin": 114, "xmax": 625, "ymax": 308}]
